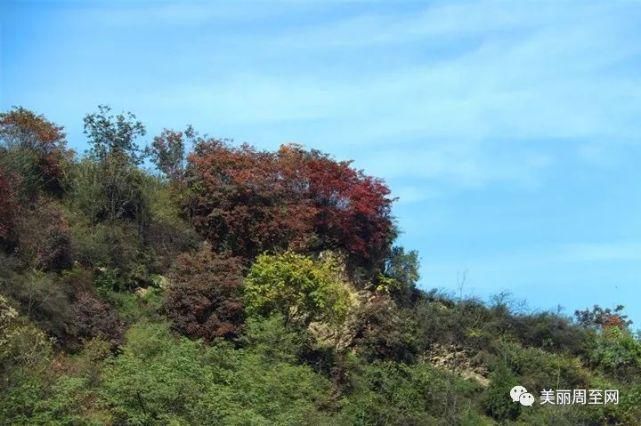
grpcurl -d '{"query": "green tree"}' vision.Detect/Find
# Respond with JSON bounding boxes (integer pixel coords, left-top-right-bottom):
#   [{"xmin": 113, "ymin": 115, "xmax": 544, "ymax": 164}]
[
  {"xmin": 147, "ymin": 126, "xmax": 193, "ymax": 181},
  {"xmin": 83, "ymin": 105, "xmax": 146, "ymax": 164},
  {"xmin": 589, "ymin": 326, "xmax": 641, "ymax": 381},
  {"xmin": 78, "ymin": 107, "xmax": 151, "ymax": 255},
  {"xmin": 482, "ymin": 362, "xmax": 521, "ymax": 421},
  {"xmin": 379, "ymin": 246, "xmax": 420, "ymax": 307},
  {"xmin": 244, "ymin": 252, "xmax": 355, "ymax": 326}
]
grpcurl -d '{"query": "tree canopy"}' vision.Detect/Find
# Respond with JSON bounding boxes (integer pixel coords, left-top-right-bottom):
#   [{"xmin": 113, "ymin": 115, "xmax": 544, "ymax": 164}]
[{"xmin": 185, "ymin": 141, "xmax": 396, "ymax": 273}]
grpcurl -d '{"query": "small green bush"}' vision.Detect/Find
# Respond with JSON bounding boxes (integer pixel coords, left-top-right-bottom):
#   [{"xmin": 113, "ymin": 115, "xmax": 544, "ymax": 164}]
[
  {"xmin": 482, "ymin": 362, "xmax": 521, "ymax": 421},
  {"xmin": 588, "ymin": 326, "xmax": 641, "ymax": 381},
  {"xmin": 245, "ymin": 252, "xmax": 356, "ymax": 327}
]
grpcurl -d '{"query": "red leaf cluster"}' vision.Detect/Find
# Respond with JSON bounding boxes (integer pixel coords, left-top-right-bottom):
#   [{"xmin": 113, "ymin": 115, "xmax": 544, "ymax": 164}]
[
  {"xmin": 164, "ymin": 245, "xmax": 244, "ymax": 341},
  {"xmin": 186, "ymin": 142, "xmax": 395, "ymax": 269},
  {"xmin": 0, "ymin": 107, "xmax": 71, "ymax": 196},
  {"xmin": 72, "ymin": 291, "xmax": 124, "ymax": 347},
  {"xmin": 602, "ymin": 314, "xmax": 626, "ymax": 330}
]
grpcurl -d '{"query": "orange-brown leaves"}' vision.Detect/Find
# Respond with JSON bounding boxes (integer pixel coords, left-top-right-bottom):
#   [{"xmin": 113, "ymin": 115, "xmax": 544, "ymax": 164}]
[
  {"xmin": 164, "ymin": 245, "xmax": 245, "ymax": 341},
  {"xmin": 0, "ymin": 107, "xmax": 71, "ymax": 197},
  {"xmin": 185, "ymin": 141, "xmax": 395, "ymax": 272}
]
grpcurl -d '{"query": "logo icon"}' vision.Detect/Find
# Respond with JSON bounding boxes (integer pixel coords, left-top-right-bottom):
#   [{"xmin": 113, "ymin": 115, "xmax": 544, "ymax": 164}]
[
  {"xmin": 519, "ymin": 392, "xmax": 535, "ymax": 406},
  {"xmin": 510, "ymin": 385, "xmax": 534, "ymax": 406}
]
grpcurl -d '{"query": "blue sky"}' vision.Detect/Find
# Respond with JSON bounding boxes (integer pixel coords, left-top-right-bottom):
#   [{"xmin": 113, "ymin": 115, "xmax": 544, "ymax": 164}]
[{"xmin": 2, "ymin": 1, "xmax": 641, "ymax": 324}]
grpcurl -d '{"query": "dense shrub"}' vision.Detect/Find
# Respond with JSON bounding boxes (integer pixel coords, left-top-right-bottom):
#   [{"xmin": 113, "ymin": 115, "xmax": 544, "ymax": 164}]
[
  {"xmin": 194, "ymin": 316, "xmax": 334, "ymax": 425},
  {"xmin": 0, "ymin": 294, "xmax": 52, "ymax": 383},
  {"xmin": 0, "ymin": 107, "xmax": 71, "ymax": 199},
  {"xmin": 0, "ymin": 164, "xmax": 18, "ymax": 249},
  {"xmin": 412, "ymin": 292, "xmax": 593, "ymax": 358},
  {"xmin": 70, "ymin": 221, "xmax": 146, "ymax": 282},
  {"xmin": 100, "ymin": 322, "xmax": 334, "ymax": 425},
  {"xmin": 100, "ymin": 322, "xmax": 210, "ymax": 424},
  {"xmin": 587, "ymin": 326, "xmax": 641, "ymax": 382},
  {"xmin": 497, "ymin": 340, "xmax": 591, "ymax": 391},
  {"xmin": 348, "ymin": 294, "xmax": 418, "ymax": 363},
  {"xmin": 0, "ymin": 268, "xmax": 122, "ymax": 350},
  {"xmin": 339, "ymin": 360, "xmax": 484, "ymax": 425},
  {"xmin": 242, "ymin": 314, "xmax": 305, "ymax": 363},
  {"xmin": 70, "ymin": 159, "xmax": 194, "ymax": 276},
  {"xmin": 165, "ymin": 244, "xmax": 244, "ymax": 341},
  {"xmin": 0, "ymin": 294, "xmax": 54, "ymax": 422},
  {"xmin": 70, "ymin": 218, "xmax": 166, "ymax": 293},
  {"xmin": 0, "ymin": 271, "xmax": 74, "ymax": 343},
  {"xmin": 71, "ymin": 292, "xmax": 124, "ymax": 347},
  {"xmin": 413, "ymin": 295, "xmax": 495, "ymax": 350},
  {"xmin": 14, "ymin": 202, "xmax": 73, "ymax": 271},
  {"xmin": 244, "ymin": 252, "xmax": 355, "ymax": 327},
  {"xmin": 510, "ymin": 312, "xmax": 591, "ymax": 355},
  {"xmin": 482, "ymin": 363, "xmax": 521, "ymax": 421}
]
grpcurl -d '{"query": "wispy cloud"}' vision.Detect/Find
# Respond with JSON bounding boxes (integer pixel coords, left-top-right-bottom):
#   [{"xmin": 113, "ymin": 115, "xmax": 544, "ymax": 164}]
[
  {"xmin": 6, "ymin": 1, "xmax": 641, "ymax": 187},
  {"xmin": 559, "ymin": 242, "xmax": 641, "ymax": 262},
  {"xmin": 77, "ymin": 2, "xmax": 292, "ymax": 27},
  {"xmin": 101, "ymin": 1, "xmax": 640, "ymax": 189}
]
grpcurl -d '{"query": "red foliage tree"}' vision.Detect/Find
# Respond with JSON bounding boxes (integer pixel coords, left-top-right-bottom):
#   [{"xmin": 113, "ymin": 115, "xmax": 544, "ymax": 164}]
[
  {"xmin": 164, "ymin": 244, "xmax": 244, "ymax": 341},
  {"xmin": 71, "ymin": 291, "xmax": 124, "ymax": 347},
  {"xmin": 186, "ymin": 141, "xmax": 315, "ymax": 259},
  {"xmin": 185, "ymin": 141, "xmax": 396, "ymax": 272},
  {"xmin": 0, "ymin": 107, "xmax": 71, "ymax": 197},
  {"xmin": 301, "ymin": 146, "xmax": 396, "ymax": 270}
]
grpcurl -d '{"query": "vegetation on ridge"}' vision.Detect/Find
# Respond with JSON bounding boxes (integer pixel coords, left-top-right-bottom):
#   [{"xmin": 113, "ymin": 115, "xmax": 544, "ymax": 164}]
[{"xmin": 1, "ymin": 106, "xmax": 640, "ymax": 425}]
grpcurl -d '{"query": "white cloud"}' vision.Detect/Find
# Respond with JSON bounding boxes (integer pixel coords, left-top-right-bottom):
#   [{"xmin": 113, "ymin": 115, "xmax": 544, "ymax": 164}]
[
  {"xmin": 559, "ymin": 242, "xmax": 641, "ymax": 262},
  {"xmin": 117, "ymin": 1, "xmax": 641, "ymax": 190},
  {"xmin": 12, "ymin": 1, "xmax": 641, "ymax": 190}
]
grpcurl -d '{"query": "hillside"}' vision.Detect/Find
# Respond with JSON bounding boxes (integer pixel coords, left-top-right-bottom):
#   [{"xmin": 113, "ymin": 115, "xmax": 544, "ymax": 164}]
[{"xmin": 1, "ymin": 106, "xmax": 640, "ymax": 425}]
